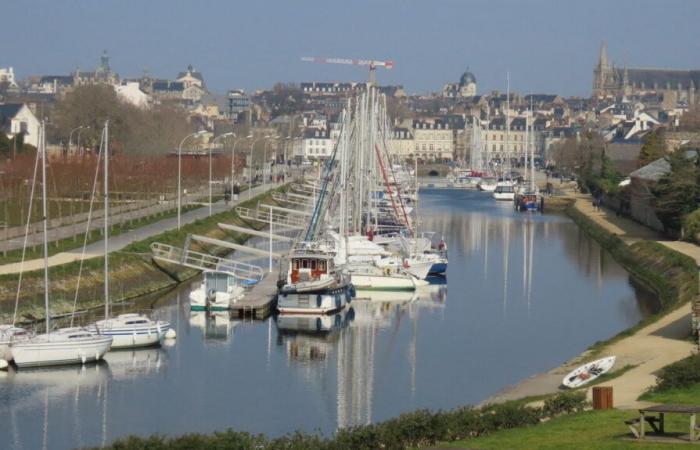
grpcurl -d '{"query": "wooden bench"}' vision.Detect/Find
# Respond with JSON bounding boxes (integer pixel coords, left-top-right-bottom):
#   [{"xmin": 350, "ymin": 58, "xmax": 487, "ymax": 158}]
[{"xmin": 625, "ymin": 416, "xmax": 663, "ymax": 438}]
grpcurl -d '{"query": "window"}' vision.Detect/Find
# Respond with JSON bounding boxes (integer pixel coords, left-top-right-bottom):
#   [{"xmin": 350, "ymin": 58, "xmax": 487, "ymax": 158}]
[
  {"xmin": 311, "ymin": 260, "xmax": 317, "ymax": 270},
  {"xmin": 301, "ymin": 259, "xmax": 309, "ymax": 269}
]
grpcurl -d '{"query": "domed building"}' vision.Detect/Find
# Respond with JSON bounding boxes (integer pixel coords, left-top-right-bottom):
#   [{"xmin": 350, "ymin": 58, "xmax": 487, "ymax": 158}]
[{"xmin": 442, "ymin": 69, "xmax": 477, "ymax": 98}]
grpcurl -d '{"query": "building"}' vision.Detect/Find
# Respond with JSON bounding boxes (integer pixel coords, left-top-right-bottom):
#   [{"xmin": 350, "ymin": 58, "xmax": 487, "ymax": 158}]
[
  {"xmin": 593, "ymin": 43, "xmax": 699, "ymax": 104},
  {"xmin": 480, "ymin": 116, "xmax": 545, "ymax": 165},
  {"xmin": 228, "ymin": 89, "xmax": 250, "ymax": 122},
  {"xmin": 0, "ymin": 67, "xmax": 18, "ymax": 88},
  {"xmin": 115, "ymin": 81, "xmax": 151, "ymax": 108},
  {"xmin": 411, "ymin": 118, "xmax": 454, "ymax": 161},
  {"xmin": 443, "ymin": 69, "xmax": 477, "ymax": 98},
  {"xmin": 0, "ymin": 103, "xmax": 41, "ymax": 147},
  {"xmin": 300, "ymin": 127, "xmax": 335, "ymax": 161},
  {"xmin": 387, "ymin": 127, "xmax": 414, "ymax": 159},
  {"xmin": 73, "ymin": 50, "xmax": 119, "ymax": 87}
]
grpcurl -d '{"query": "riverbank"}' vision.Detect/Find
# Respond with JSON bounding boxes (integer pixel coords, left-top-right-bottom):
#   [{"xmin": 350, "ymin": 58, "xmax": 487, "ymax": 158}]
[
  {"xmin": 0, "ymin": 184, "xmax": 289, "ymax": 325},
  {"xmin": 484, "ymin": 192, "xmax": 699, "ymax": 408}
]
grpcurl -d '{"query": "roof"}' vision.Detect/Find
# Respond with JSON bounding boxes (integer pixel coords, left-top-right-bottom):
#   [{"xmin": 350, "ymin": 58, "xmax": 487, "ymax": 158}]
[
  {"xmin": 152, "ymin": 80, "xmax": 184, "ymax": 92},
  {"xmin": 39, "ymin": 75, "xmax": 73, "ymax": 85},
  {"xmin": 629, "ymin": 157, "xmax": 670, "ymax": 182},
  {"xmin": 0, "ymin": 103, "xmax": 24, "ymax": 118},
  {"xmin": 621, "ymin": 68, "xmax": 700, "ymax": 90}
]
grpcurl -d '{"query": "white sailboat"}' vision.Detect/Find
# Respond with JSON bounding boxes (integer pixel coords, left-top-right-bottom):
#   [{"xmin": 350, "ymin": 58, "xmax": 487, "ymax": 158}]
[
  {"xmin": 88, "ymin": 121, "xmax": 170, "ymax": 349},
  {"xmin": 11, "ymin": 122, "xmax": 113, "ymax": 368}
]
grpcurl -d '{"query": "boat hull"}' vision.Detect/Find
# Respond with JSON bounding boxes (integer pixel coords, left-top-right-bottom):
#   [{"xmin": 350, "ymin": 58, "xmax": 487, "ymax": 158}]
[
  {"xmin": 349, "ymin": 273, "xmax": 417, "ymax": 291},
  {"xmin": 12, "ymin": 336, "xmax": 113, "ymax": 368},
  {"xmin": 277, "ymin": 285, "xmax": 352, "ymax": 315},
  {"xmin": 94, "ymin": 325, "xmax": 169, "ymax": 349}
]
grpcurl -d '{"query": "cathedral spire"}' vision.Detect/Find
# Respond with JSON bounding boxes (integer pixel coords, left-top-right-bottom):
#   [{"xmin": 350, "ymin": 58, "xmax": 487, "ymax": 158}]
[{"xmin": 598, "ymin": 41, "xmax": 609, "ymax": 68}]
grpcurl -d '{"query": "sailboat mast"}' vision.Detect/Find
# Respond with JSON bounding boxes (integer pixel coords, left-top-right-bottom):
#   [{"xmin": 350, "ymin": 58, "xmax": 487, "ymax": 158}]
[
  {"xmin": 505, "ymin": 71, "xmax": 510, "ymax": 178},
  {"xmin": 104, "ymin": 121, "xmax": 109, "ymax": 320},
  {"xmin": 40, "ymin": 122, "xmax": 50, "ymax": 335}
]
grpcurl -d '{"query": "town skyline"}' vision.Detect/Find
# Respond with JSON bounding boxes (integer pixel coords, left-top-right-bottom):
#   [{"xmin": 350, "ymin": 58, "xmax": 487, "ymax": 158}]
[{"xmin": 2, "ymin": 0, "xmax": 698, "ymax": 96}]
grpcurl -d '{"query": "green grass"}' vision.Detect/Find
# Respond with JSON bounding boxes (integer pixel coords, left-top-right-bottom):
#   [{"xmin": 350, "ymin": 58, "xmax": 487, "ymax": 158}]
[
  {"xmin": 640, "ymin": 383, "xmax": 700, "ymax": 404},
  {"xmin": 442, "ymin": 409, "xmax": 695, "ymax": 449}
]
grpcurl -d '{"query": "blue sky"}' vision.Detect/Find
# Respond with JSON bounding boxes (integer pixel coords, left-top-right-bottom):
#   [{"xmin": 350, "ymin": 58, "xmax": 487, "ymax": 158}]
[{"xmin": 2, "ymin": 0, "xmax": 699, "ymax": 96}]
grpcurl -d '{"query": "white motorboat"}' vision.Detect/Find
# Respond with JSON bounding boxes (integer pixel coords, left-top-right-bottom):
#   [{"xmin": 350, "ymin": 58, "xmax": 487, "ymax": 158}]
[
  {"xmin": 562, "ymin": 356, "xmax": 616, "ymax": 388},
  {"xmin": 11, "ymin": 327, "xmax": 113, "ymax": 368},
  {"xmin": 375, "ymin": 256, "xmax": 433, "ymax": 280},
  {"xmin": 346, "ymin": 263, "xmax": 427, "ymax": 291},
  {"xmin": 10, "ymin": 123, "xmax": 113, "ymax": 368},
  {"xmin": 278, "ymin": 243, "xmax": 353, "ymax": 314},
  {"xmin": 91, "ymin": 314, "xmax": 170, "ymax": 349},
  {"xmin": 493, "ymin": 183, "xmax": 516, "ymax": 201},
  {"xmin": 477, "ymin": 177, "xmax": 498, "ymax": 192},
  {"xmin": 189, "ymin": 270, "xmax": 245, "ymax": 311}
]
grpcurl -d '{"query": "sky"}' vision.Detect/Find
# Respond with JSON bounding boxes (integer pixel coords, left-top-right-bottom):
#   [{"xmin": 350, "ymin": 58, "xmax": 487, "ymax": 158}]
[{"xmin": 2, "ymin": 0, "xmax": 699, "ymax": 97}]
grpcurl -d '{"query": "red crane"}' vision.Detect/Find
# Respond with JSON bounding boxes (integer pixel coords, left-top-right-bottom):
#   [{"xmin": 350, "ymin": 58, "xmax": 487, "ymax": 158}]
[{"xmin": 301, "ymin": 56, "xmax": 394, "ymax": 84}]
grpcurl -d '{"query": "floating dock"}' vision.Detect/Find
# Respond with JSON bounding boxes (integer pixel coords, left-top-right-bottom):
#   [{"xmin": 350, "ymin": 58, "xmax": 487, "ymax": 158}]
[{"xmin": 230, "ymin": 271, "xmax": 279, "ymax": 319}]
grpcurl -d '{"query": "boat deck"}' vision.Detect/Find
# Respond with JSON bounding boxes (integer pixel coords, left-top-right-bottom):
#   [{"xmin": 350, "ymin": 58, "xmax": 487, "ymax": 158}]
[{"xmin": 230, "ymin": 271, "xmax": 279, "ymax": 319}]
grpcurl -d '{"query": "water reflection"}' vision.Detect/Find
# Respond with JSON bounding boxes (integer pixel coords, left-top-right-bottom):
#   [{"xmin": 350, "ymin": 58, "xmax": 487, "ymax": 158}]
[
  {"xmin": 189, "ymin": 311, "xmax": 239, "ymax": 344},
  {"xmin": 0, "ymin": 190, "xmax": 658, "ymax": 450}
]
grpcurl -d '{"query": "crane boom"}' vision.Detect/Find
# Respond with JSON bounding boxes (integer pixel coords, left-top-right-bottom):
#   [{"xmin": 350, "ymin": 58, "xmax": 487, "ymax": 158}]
[{"xmin": 301, "ymin": 56, "xmax": 394, "ymax": 84}]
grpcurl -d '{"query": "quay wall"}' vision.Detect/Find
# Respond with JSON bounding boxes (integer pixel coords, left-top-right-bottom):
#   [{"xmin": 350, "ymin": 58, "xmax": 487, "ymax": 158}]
[
  {"xmin": 565, "ymin": 204, "xmax": 698, "ymax": 333},
  {"xmin": 0, "ymin": 186, "xmax": 288, "ymax": 325}
]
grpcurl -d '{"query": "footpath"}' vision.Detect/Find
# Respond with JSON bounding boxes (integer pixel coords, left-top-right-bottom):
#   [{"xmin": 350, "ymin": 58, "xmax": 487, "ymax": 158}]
[
  {"xmin": 0, "ymin": 183, "xmax": 279, "ymax": 276},
  {"xmin": 487, "ymin": 189, "xmax": 700, "ymax": 409}
]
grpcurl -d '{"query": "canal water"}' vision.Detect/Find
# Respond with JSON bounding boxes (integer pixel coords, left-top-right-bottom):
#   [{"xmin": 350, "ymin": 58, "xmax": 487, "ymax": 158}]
[{"xmin": 0, "ymin": 189, "xmax": 657, "ymax": 449}]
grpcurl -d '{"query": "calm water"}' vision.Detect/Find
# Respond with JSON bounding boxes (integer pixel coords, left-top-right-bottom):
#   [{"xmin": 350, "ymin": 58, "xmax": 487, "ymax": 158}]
[{"xmin": 0, "ymin": 189, "xmax": 657, "ymax": 449}]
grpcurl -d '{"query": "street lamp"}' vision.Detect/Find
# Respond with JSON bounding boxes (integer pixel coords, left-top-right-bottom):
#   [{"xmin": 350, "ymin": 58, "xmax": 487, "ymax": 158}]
[
  {"xmin": 178, "ymin": 130, "xmax": 206, "ymax": 229},
  {"xmin": 210, "ymin": 132, "xmax": 235, "ymax": 215},
  {"xmin": 68, "ymin": 126, "xmax": 85, "ymax": 155},
  {"xmin": 248, "ymin": 135, "xmax": 270, "ymax": 199}
]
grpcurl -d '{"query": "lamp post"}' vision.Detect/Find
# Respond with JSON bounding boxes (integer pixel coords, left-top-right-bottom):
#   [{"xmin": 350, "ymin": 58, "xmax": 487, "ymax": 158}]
[
  {"xmin": 68, "ymin": 125, "xmax": 86, "ymax": 156},
  {"xmin": 248, "ymin": 135, "xmax": 270, "ymax": 199},
  {"xmin": 210, "ymin": 132, "xmax": 234, "ymax": 215},
  {"xmin": 233, "ymin": 134, "xmax": 252, "ymax": 199},
  {"xmin": 178, "ymin": 130, "xmax": 206, "ymax": 229}
]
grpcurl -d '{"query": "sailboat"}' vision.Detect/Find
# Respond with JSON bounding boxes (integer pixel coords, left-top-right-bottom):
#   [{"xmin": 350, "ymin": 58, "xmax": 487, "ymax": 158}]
[
  {"xmin": 87, "ymin": 121, "xmax": 170, "ymax": 349},
  {"xmin": 11, "ymin": 122, "xmax": 113, "ymax": 368}
]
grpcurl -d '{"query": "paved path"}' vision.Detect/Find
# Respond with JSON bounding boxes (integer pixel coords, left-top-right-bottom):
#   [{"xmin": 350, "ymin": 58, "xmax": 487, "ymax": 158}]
[
  {"xmin": 0, "ymin": 183, "xmax": 279, "ymax": 275},
  {"xmin": 485, "ymin": 189, "xmax": 700, "ymax": 409}
]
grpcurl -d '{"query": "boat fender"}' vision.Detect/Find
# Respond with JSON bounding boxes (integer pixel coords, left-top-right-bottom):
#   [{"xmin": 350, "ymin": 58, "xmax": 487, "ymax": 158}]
[
  {"xmin": 316, "ymin": 295, "xmax": 322, "ymax": 307},
  {"xmin": 0, "ymin": 359, "xmax": 8, "ymax": 370},
  {"xmin": 335, "ymin": 294, "xmax": 341, "ymax": 308},
  {"xmin": 165, "ymin": 329, "xmax": 177, "ymax": 339}
]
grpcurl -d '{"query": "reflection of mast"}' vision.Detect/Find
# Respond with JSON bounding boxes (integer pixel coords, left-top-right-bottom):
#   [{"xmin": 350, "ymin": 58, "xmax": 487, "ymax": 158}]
[
  {"xmin": 337, "ymin": 304, "xmax": 375, "ymax": 429},
  {"xmin": 527, "ymin": 219, "xmax": 535, "ymax": 313},
  {"xmin": 409, "ymin": 306, "xmax": 418, "ymax": 400},
  {"xmin": 42, "ymin": 387, "xmax": 49, "ymax": 450},
  {"xmin": 502, "ymin": 219, "xmax": 511, "ymax": 317}
]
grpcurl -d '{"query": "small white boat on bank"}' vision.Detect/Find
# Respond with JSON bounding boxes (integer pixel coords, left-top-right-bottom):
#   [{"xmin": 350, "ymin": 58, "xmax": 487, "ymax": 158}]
[{"xmin": 562, "ymin": 356, "xmax": 616, "ymax": 389}]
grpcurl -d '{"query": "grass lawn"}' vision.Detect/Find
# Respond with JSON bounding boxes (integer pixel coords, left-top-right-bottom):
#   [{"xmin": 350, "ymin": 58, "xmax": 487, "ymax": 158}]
[
  {"xmin": 441, "ymin": 409, "xmax": 696, "ymax": 449},
  {"xmin": 640, "ymin": 383, "xmax": 700, "ymax": 404}
]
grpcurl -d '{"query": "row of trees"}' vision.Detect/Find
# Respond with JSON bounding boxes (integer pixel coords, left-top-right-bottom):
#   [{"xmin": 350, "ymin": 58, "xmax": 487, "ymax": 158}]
[{"xmin": 49, "ymin": 84, "xmax": 193, "ymax": 154}]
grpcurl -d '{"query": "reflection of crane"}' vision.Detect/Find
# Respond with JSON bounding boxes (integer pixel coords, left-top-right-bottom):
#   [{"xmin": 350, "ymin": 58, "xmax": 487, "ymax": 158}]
[{"xmin": 301, "ymin": 56, "xmax": 394, "ymax": 84}]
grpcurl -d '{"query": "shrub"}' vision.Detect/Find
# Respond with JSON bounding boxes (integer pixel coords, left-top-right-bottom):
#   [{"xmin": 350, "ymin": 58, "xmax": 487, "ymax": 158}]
[
  {"xmin": 543, "ymin": 391, "xmax": 588, "ymax": 417},
  {"xmin": 653, "ymin": 353, "xmax": 700, "ymax": 391},
  {"xmin": 683, "ymin": 208, "xmax": 700, "ymax": 244}
]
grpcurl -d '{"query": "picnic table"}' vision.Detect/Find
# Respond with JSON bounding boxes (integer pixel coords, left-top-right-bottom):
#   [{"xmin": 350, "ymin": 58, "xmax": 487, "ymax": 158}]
[{"xmin": 626, "ymin": 404, "xmax": 700, "ymax": 441}]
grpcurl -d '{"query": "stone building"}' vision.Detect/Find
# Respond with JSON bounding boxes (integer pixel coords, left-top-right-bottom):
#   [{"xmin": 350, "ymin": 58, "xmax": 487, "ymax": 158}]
[
  {"xmin": 593, "ymin": 43, "xmax": 699, "ymax": 104},
  {"xmin": 443, "ymin": 69, "xmax": 477, "ymax": 98}
]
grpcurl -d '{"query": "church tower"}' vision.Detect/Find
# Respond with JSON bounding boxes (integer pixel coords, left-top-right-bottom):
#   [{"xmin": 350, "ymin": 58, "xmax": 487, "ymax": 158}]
[{"xmin": 593, "ymin": 42, "xmax": 612, "ymax": 98}]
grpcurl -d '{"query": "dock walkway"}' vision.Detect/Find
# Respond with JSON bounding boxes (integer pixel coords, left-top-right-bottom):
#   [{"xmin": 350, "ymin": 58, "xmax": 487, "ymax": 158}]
[{"xmin": 231, "ymin": 271, "xmax": 279, "ymax": 319}]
